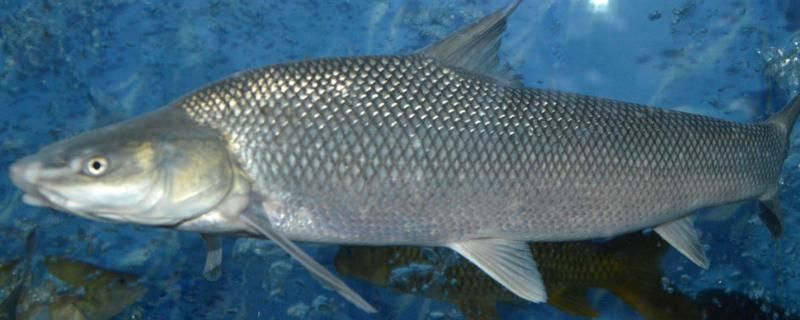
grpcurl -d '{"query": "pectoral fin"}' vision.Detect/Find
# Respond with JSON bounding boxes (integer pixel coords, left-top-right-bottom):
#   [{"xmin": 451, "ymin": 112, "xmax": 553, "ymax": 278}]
[
  {"xmin": 758, "ymin": 196, "xmax": 783, "ymax": 238},
  {"xmin": 201, "ymin": 234, "xmax": 223, "ymax": 281},
  {"xmin": 654, "ymin": 216, "xmax": 709, "ymax": 269},
  {"xmin": 450, "ymin": 238, "xmax": 546, "ymax": 303},
  {"xmin": 240, "ymin": 207, "xmax": 377, "ymax": 313}
]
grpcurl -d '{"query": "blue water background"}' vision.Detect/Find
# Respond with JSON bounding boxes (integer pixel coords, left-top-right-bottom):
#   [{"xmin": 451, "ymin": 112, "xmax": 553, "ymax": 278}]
[{"xmin": 0, "ymin": 0, "xmax": 798, "ymax": 319}]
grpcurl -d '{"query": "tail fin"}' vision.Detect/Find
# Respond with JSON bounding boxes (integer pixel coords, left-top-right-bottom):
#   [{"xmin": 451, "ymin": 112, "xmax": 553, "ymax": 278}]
[{"xmin": 759, "ymin": 96, "xmax": 800, "ymax": 238}]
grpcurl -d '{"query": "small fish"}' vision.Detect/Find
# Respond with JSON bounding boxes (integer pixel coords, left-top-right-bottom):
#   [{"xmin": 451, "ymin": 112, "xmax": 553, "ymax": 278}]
[
  {"xmin": 17, "ymin": 257, "xmax": 147, "ymax": 320},
  {"xmin": 8, "ymin": 0, "xmax": 798, "ymax": 311},
  {"xmin": 0, "ymin": 229, "xmax": 145, "ymax": 320},
  {"xmin": 16, "ymin": 257, "xmax": 147, "ymax": 320},
  {"xmin": 46, "ymin": 257, "xmax": 147, "ymax": 319},
  {"xmin": 336, "ymin": 232, "xmax": 699, "ymax": 320}
]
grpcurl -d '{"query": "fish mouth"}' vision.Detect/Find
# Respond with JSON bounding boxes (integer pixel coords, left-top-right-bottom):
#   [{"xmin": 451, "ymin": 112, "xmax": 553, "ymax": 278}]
[
  {"xmin": 10, "ymin": 157, "xmax": 67, "ymax": 208},
  {"xmin": 9, "ymin": 157, "xmax": 40, "ymax": 195},
  {"xmin": 9, "ymin": 158, "xmax": 106, "ymax": 222},
  {"xmin": 9, "ymin": 158, "xmax": 57, "ymax": 209},
  {"xmin": 21, "ymin": 192, "xmax": 55, "ymax": 208}
]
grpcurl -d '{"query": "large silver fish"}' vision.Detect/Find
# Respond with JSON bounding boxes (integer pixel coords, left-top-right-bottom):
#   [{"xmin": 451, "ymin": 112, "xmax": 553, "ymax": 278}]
[{"xmin": 8, "ymin": 0, "xmax": 797, "ymax": 312}]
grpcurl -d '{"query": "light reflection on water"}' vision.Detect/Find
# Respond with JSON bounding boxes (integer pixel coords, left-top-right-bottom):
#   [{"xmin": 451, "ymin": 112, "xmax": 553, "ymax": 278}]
[{"xmin": 762, "ymin": 31, "xmax": 800, "ymax": 103}]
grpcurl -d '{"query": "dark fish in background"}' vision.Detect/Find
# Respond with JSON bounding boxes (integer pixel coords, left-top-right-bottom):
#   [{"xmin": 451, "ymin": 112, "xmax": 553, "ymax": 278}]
[
  {"xmin": 15, "ymin": 257, "xmax": 147, "ymax": 320},
  {"xmin": 0, "ymin": 229, "xmax": 146, "ymax": 320},
  {"xmin": 50, "ymin": 257, "xmax": 146, "ymax": 319},
  {"xmin": 335, "ymin": 232, "xmax": 699, "ymax": 320}
]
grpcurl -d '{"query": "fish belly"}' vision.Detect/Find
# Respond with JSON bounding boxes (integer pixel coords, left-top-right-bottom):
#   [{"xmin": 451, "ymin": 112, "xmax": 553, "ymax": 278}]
[{"xmin": 179, "ymin": 55, "xmax": 785, "ymax": 245}]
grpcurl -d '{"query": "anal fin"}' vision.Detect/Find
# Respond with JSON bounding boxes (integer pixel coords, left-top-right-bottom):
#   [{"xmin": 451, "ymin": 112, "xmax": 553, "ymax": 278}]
[
  {"xmin": 201, "ymin": 234, "xmax": 223, "ymax": 281},
  {"xmin": 449, "ymin": 238, "xmax": 546, "ymax": 303},
  {"xmin": 240, "ymin": 206, "xmax": 377, "ymax": 313},
  {"xmin": 654, "ymin": 216, "xmax": 709, "ymax": 269},
  {"xmin": 758, "ymin": 196, "xmax": 784, "ymax": 238}
]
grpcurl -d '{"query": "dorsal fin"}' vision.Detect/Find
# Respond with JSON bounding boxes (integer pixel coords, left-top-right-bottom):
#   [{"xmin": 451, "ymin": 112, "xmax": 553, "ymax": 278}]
[{"xmin": 418, "ymin": 0, "xmax": 523, "ymax": 87}]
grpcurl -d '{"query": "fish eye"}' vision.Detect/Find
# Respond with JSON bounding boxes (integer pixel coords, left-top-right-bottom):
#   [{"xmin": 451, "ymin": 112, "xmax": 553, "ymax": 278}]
[{"xmin": 84, "ymin": 156, "xmax": 109, "ymax": 176}]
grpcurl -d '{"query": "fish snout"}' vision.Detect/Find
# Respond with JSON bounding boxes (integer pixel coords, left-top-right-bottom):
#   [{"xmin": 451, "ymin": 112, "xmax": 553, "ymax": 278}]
[
  {"xmin": 10, "ymin": 157, "xmax": 71, "ymax": 209},
  {"xmin": 9, "ymin": 156, "xmax": 43, "ymax": 192},
  {"xmin": 9, "ymin": 156, "xmax": 60, "ymax": 209}
]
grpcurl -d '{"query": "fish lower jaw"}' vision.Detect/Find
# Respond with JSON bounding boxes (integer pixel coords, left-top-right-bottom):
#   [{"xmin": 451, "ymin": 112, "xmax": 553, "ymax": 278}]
[
  {"xmin": 26, "ymin": 188, "xmax": 115, "ymax": 223},
  {"xmin": 22, "ymin": 193, "xmax": 51, "ymax": 207},
  {"xmin": 36, "ymin": 187, "xmax": 90, "ymax": 215},
  {"xmin": 24, "ymin": 188, "xmax": 82, "ymax": 215}
]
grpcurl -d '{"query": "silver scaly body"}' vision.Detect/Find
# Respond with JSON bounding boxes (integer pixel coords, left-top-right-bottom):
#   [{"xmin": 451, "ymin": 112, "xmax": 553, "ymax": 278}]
[{"xmin": 177, "ymin": 54, "xmax": 785, "ymax": 244}]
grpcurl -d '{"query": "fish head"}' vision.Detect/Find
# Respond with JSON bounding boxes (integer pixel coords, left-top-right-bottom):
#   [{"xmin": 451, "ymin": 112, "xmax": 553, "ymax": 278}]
[{"xmin": 9, "ymin": 107, "xmax": 239, "ymax": 226}]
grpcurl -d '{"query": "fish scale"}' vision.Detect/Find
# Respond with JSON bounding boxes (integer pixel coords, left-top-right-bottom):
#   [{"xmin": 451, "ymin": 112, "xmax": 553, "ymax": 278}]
[{"xmin": 178, "ymin": 54, "xmax": 785, "ymax": 244}]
